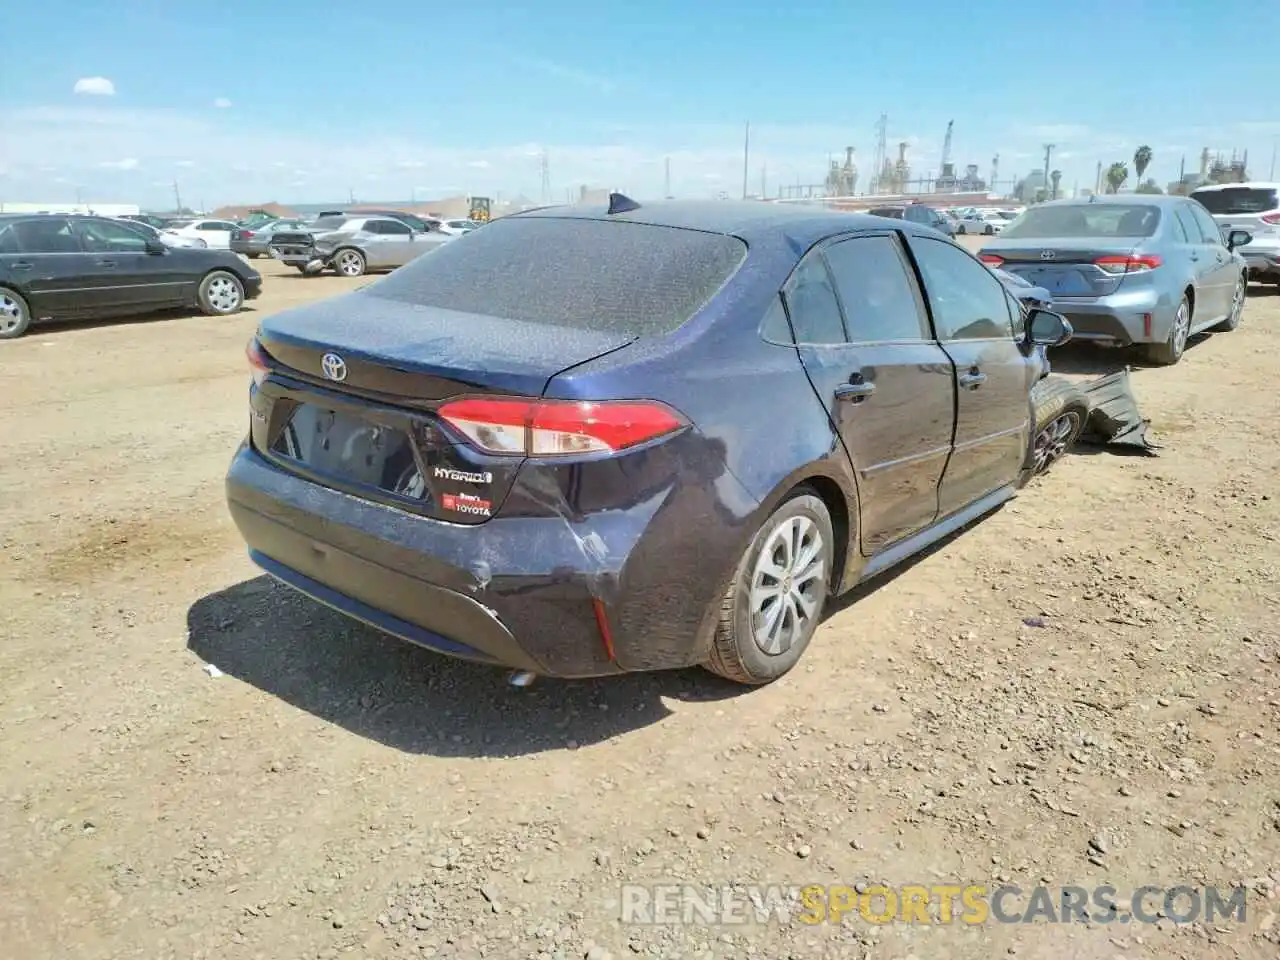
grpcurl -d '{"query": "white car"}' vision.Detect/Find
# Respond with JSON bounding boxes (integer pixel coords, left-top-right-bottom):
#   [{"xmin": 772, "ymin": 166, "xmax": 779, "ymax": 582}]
[
  {"xmin": 438, "ymin": 218, "xmax": 478, "ymax": 236},
  {"xmin": 163, "ymin": 218, "xmax": 239, "ymax": 249},
  {"xmin": 955, "ymin": 210, "xmax": 1008, "ymax": 236},
  {"xmin": 114, "ymin": 218, "xmax": 207, "ymax": 249},
  {"xmin": 1190, "ymin": 181, "xmax": 1280, "ymax": 287}
]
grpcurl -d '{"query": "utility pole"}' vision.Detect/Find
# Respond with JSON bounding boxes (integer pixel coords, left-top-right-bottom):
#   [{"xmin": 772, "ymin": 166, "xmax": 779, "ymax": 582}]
[
  {"xmin": 540, "ymin": 149, "xmax": 551, "ymax": 204},
  {"xmin": 741, "ymin": 122, "xmax": 750, "ymax": 200},
  {"xmin": 664, "ymin": 156, "xmax": 672, "ymax": 199},
  {"xmin": 1271, "ymin": 140, "xmax": 1277, "ymax": 180},
  {"xmin": 760, "ymin": 163, "xmax": 767, "ymax": 200},
  {"xmin": 1042, "ymin": 144, "xmax": 1054, "ymax": 201},
  {"xmin": 172, "ymin": 180, "xmax": 183, "ymax": 213}
]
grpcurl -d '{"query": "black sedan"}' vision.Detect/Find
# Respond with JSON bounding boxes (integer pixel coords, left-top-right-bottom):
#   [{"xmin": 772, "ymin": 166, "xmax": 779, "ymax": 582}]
[
  {"xmin": 227, "ymin": 196, "xmax": 1071, "ymax": 685},
  {"xmin": 0, "ymin": 214, "xmax": 262, "ymax": 339}
]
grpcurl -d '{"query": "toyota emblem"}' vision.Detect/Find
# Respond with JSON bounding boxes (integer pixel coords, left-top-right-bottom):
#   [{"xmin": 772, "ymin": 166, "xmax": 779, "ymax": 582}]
[
  {"xmin": 320, "ymin": 352, "xmax": 348, "ymax": 382},
  {"xmin": 1039, "ymin": 250, "xmax": 1057, "ymax": 261}
]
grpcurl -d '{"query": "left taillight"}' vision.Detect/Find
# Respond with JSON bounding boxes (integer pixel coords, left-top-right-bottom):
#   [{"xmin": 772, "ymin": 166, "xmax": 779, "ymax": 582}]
[
  {"xmin": 437, "ymin": 397, "xmax": 688, "ymax": 457},
  {"xmin": 1094, "ymin": 254, "xmax": 1162, "ymax": 275},
  {"xmin": 246, "ymin": 337, "xmax": 271, "ymax": 388}
]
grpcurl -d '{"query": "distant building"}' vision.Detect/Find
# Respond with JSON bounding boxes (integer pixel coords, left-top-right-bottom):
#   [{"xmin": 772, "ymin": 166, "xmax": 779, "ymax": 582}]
[{"xmin": 0, "ymin": 201, "xmax": 140, "ymax": 216}]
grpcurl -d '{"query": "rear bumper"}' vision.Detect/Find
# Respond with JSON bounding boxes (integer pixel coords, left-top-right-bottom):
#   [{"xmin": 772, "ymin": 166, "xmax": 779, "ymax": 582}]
[
  {"xmin": 225, "ymin": 441, "xmax": 749, "ymax": 678},
  {"xmin": 243, "ymin": 276, "xmax": 263, "ymax": 300},
  {"xmin": 1052, "ymin": 287, "xmax": 1170, "ymax": 346}
]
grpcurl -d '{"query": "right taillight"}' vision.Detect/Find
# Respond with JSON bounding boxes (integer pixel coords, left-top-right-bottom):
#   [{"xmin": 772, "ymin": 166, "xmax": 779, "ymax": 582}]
[
  {"xmin": 1094, "ymin": 254, "xmax": 1162, "ymax": 275},
  {"xmin": 246, "ymin": 337, "xmax": 271, "ymax": 388},
  {"xmin": 437, "ymin": 397, "xmax": 687, "ymax": 457},
  {"xmin": 1260, "ymin": 213, "xmax": 1280, "ymax": 225},
  {"xmin": 978, "ymin": 254, "xmax": 1004, "ymax": 267}
]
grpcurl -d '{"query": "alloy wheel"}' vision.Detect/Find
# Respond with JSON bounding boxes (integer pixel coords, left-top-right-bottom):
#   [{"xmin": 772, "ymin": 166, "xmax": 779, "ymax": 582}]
[
  {"xmin": 0, "ymin": 293, "xmax": 23, "ymax": 334},
  {"xmin": 748, "ymin": 515, "xmax": 826, "ymax": 656},
  {"xmin": 206, "ymin": 275, "xmax": 242, "ymax": 313},
  {"xmin": 337, "ymin": 251, "xmax": 364, "ymax": 276},
  {"xmin": 1230, "ymin": 279, "xmax": 1245, "ymax": 325},
  {"xmin": 1170, "ymin": 300, "xmax": 1190, "ymax": 357},
  {"xmin": 1033, "ymin": 411, "xmax": 1080, "ymax": 474}
]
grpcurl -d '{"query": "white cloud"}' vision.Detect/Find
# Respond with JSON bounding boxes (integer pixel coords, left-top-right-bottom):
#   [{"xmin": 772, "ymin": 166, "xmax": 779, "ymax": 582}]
[
  {"xmin": 175, "ymin": 159, "xmax": 197, "ymax": 168},
  {"xmin": 73, "ymin": 76, "xmax": 116, "ymax": 97},
  {"xmin": 466, "ymin": 160, "xmax": 491, "ymax": 170},
  {"xmin": 513, "ymin": 57, "xmax": 615, "ymax": 94},
  {"xmin": 395, "ymin": 160, "xmax": 426, "ymax": 169},
  {"xmin": 212, "ymin": 97, "xmax": 233, "ymax": 109},
  {"xmin": 98, "ymin": 158, "xmax": 139, "ymax": 171},
  {"xmin": 1027, "ymin": 124, "xmax": 1092, "ymax": 142}
]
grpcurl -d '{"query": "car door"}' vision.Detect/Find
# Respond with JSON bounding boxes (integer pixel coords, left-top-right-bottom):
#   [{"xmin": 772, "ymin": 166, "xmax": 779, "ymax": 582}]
[
  {"xmin": 374, "ymin": 217, "xmax": 419, "ymax": 266},
  {"xmin": 5, "ymin": 217, "xmax": 94, "ymax": 319},
  {"xmin": 906, "ymin": 233, "xmax": 1035, "ymax": 516},
  {"xmin": 1185, "ymin": 201, "xmax": 1235, "ymax": 320},
  {"xmin": 788, "ymin": 233, "xmax": 956, "ymax": 554},
  {"xmin": 72, "ymin": 217, "xmax": 175, "ymax": 311}
]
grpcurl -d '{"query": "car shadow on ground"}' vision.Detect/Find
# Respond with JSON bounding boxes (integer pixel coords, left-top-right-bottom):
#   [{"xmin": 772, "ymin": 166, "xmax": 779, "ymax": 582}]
[
  {"xmin": 187, "ymin": 576, "xmax": 746, "ymax": 758},
  {"xmin": 1045, "ymin": 343, "xmax": 1134, "ymax": 376},
  {"xmin": 27, "ymin": 305, "xmax": 259, "ymax": 337},
  {"xmin": 188, "ymin": 502, "xmax": 999, "ymax": 758}
]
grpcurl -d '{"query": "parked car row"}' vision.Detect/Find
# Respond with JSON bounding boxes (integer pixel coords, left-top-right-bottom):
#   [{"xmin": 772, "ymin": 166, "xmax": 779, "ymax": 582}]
[
  {"xmin": 265, "ymin": 213, "xmax": 455, "ymax": 276},
  {"xmin": 1189, "ymin": 181, "xmax": 1280, "ymax": 287}
]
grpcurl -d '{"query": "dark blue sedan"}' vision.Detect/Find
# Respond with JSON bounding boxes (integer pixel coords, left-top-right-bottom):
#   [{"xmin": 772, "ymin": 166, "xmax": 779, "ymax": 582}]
[{"xmin": 226, "ymin": 196, "xmax": 1070, "ymax": 685}]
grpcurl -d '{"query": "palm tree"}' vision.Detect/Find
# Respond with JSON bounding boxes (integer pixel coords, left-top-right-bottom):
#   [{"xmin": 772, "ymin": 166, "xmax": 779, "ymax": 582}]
[
  {"xmin": 1133, "ymin": 145, "xmax": 1153, "ymax": 184},
  {"xmin": 1050, "ymin": 170, "xmax": 1062, "ymax": 199},
  {"xmin": 1105, "ymin": 162, "xmax": 1129, "ymax": 194}
]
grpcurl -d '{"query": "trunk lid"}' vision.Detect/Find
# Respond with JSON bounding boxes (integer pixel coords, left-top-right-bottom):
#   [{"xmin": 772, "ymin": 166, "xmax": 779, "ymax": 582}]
[
  {"xmin": 979, "ymin": 239, "xmax": 1140, "ymax": 298},
  {"xmin": 251, "ymin": 290, "xmax": 636, "ymax": 524}
]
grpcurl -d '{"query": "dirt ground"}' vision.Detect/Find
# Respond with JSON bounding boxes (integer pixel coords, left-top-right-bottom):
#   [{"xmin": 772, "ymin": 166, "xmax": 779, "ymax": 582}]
[{"xmin": 2, "ymin": 248, "xmax": 1279, "ymax": 960}]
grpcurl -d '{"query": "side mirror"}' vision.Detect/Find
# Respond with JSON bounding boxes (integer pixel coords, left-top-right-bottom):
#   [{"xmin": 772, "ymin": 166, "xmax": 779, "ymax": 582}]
[
  {"xmin": 1027, "ymin": 307, "xmax": 1073, "ymax": 347},
  {"xmin": 1226, "ymin": 229, "xmax": 1252, "ymax": 251},
  {"xmin": 145, "ymin": 238, "xmax": 166, "ymax": 255}
]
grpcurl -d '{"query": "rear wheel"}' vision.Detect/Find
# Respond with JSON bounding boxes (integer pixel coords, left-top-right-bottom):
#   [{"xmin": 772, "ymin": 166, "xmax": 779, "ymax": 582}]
[
  {"xmin": 957, "ymin": 225, "xmax": 967, "ymax": 235},
  {"xmin": 0, "ymin": 287, "xmax": 32, "ymax": 340},
  {"xmin": 1212, "ymin": 274, "xmax": 1246, "ymax": 332},
  {"xmin": 1142, "ymin": 295, "xmax": 1190, "ymax": 366},
  {"xmin": 705, "ymin": 491, "xmax": 834, "ymax": 685},
  {"xmin": 334, "ymin": 248, "xmax": 366, "ymax": 277},
  {"xmin": 198, "ymin": 270, "xmax": 244, "ymax": 316},
  {"xmin": 983, "ymin": 225, "xmax": 994, "ymax": 235}
]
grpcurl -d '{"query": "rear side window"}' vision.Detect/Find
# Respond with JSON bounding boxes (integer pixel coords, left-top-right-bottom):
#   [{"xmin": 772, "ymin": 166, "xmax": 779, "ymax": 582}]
[
  {"xmin": 1191, "ymin": 187, "xmax": 1279, "ymax": 215},
  {"xmin": 822, "ymin": 235, "xmax": 929, "ymax": 342},
  {"xmin": 13, "ymin": 218, "xmax": 82, "ymax": 253},
  {"xmin": 783, "ymin": 257, "xmax": 846, "ymax": 344},
  {"xmin": 369, "ymin": 216, "xmax": 747, "ymax": 335},
  {"xmin": 999, "ymin": 204, "xmax": 1160, "ymax": 239},
  {"xmin": 910, "ymin": 236, "xmax": 1014, "ymax": 341}
]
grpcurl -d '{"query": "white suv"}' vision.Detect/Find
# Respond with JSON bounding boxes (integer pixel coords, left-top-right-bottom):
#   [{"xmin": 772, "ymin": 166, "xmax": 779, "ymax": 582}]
[{"xmin": 1190, "ymin": 182, "xmax": 1280, "ymax": 286}]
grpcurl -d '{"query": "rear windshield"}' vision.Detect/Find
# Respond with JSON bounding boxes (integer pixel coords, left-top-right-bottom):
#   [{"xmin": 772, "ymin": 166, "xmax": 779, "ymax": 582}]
[
  {"xmin": 368, "ymin": 216, "xmax": 748, "ymax": 335},
  {"xmin": 868, "ymin": 207, "xmax": 904, "ymax": 218},
  {"xmin": 311, "ymin": 216, "xmax": 348, "ymax": 229},
  {"xmin": 999, "ymin": 203, "xmax": 1161, "ymax": 239},
  {"xmin": 1190, "ymin": 187, "xmax": 1279, "ymax": 215}
]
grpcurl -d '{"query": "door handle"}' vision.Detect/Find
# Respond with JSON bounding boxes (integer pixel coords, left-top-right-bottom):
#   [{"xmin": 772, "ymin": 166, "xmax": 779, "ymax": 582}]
[
  {"xmin": 96, "ymin": 259, "xmax": 117, "ymax": 268},
  {"xmin": 834, "ymin": 381, "xmax": 876, "ymax": 403},
  {"xmin": 11, "ymin": 261, "xmax": 33, "ymax": 270},
  {"xmin": 958, "ymin": 369, "xmax": 987, "ymax": 389}
]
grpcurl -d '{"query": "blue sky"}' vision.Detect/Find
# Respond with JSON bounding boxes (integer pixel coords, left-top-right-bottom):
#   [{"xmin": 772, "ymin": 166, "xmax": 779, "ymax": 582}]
[{"xmin": 3, "ymin": 0, "xmax": 1278, "ymax": 208}]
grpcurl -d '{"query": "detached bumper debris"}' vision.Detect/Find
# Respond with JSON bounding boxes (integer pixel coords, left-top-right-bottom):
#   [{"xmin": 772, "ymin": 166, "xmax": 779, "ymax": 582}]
[{"xmin": 1076, "ymin": 368, "xmax": 1160, "ymax": 455}]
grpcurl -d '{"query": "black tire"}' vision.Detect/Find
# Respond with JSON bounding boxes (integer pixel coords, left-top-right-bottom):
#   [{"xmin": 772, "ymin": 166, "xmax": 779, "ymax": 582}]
[
  {"xmin": 197, "ymin": 270, "xmax": 245, "ymax": 316},
  {"xmin": 0, "ymin": 287, "xmax": 32, "ymax": 340},
  {"xmin": 957, "ymin": 225, "xmax": 967, "ymax": 235},
  {"xmin": 984, "ymin": 225, "xmax": 994, "ymax": 235},
  {"xmin": 1142, "ymin": 294, "xmax": 1191, "ymax": 366},
  {"xmin": 1212, "ymin": 273, "xmax": 1246, "ymax": 332},
  {"xmin": 1022, "ymin": 375, "xmax": 1089, "ymax": 484},
  {"xmin": 247, "ymin": 252, "xmax": 262, "ymax": 259},
  {"xmin": 333, "ymin": 248, "xmax": 366, "ymax": 277},
  {"xmin": 705, "ymin": 491, "xmax": 835, "ymax": 685}
]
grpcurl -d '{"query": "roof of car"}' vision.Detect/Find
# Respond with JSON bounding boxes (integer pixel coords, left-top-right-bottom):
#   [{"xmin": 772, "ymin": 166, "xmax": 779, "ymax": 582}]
[
  {"xmin": 1037, "ymin": 194, "xmax": 1188, "ymax": 208},
  {"xmin": 1190, "ymin": 181, "xmax": 1280, "ymax": 192},
  {"xmin": 512, "ymin": 199, "xmax": 921, "ymax": 246}
]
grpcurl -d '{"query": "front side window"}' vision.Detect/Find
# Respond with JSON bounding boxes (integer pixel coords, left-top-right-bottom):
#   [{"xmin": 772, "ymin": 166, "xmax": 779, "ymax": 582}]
[
  {"xmin": 822, "ymin": 235, "xmax": 929, "ymax": 342},
  {"xmin": 1187, "ymin": 203, "xmax": 1224, "ymax": 246},
  {"xmin": 76, "ymin": 218, "xmax": 149, "ymax": 252},
  {"xmin": 910, "ymin": 236, "xmax": 1014, "ymax": 341}
]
